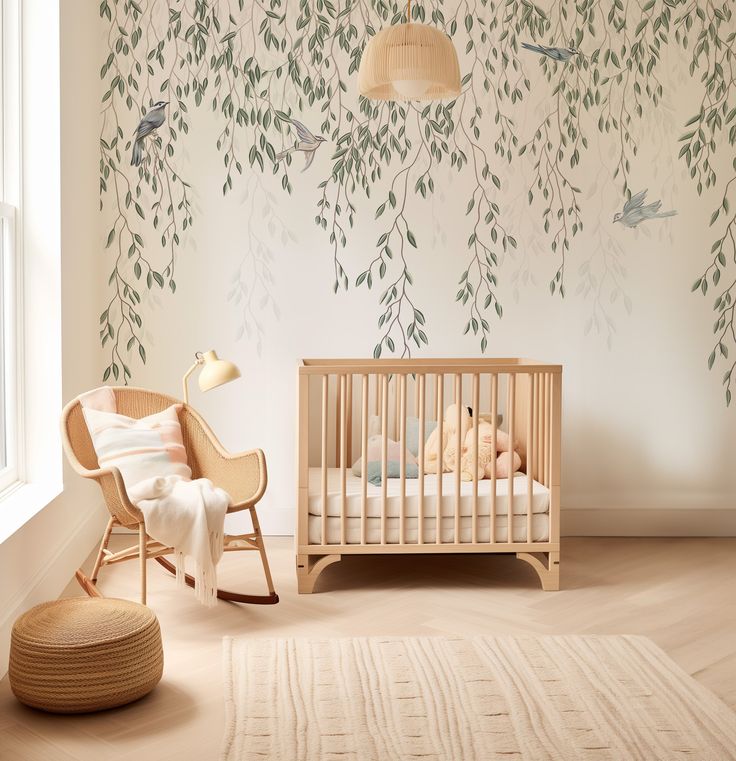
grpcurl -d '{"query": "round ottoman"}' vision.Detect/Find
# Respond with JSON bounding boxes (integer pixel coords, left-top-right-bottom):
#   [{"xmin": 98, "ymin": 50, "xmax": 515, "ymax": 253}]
[{"xmin": 9, "ymin": 597, "xmax": 163, "ymax": 713}]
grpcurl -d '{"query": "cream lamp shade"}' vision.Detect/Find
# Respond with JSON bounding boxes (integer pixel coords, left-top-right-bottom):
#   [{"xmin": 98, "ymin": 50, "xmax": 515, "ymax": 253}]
[
  {"xmin": 358, "ymin": 1, "xmax": 460, "ymax": 101},
  {"xmin": 182, "ymin": 350, "xmax": 241, "ymax": 404}
]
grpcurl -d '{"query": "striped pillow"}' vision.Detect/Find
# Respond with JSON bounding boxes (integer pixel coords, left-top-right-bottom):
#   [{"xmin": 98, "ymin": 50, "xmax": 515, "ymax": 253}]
[{"xmin": 82, "ymin": 404, "xmax": 191, "ymax": 488}]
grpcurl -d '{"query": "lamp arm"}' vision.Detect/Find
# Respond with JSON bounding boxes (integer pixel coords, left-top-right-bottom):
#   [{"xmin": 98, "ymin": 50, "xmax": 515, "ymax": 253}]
[{"xmin": 182, "ymin": 359, "xmax": 202, "ymax": 404}]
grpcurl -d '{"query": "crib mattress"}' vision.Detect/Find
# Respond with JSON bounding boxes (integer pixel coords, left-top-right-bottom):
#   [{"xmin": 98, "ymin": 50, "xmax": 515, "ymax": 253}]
[
  {"xmin": 307, "ymin": 467, "xmax": 550, "ymax": 519},
  {"xmin": 308, "ymin": 513, "xmax": 549, "ymax": 545}
]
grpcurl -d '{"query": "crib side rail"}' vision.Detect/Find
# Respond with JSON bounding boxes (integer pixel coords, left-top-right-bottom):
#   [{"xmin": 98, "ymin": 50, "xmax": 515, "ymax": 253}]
[{"xmin": 297, "ymin": 360, "xmax": 561, "ymax": 554}]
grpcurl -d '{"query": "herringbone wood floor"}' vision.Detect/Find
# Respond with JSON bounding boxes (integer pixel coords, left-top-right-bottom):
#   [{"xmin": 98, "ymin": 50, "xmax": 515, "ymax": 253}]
[{"xmin": 0, "ymin": 536, "xmax": 734, "ymax": 760}]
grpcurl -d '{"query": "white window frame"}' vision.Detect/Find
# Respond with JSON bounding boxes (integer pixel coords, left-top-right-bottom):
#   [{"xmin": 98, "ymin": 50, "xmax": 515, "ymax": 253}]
[
  {"xmin": 0, "ymin": 202, "xmax": 20, "ymax": 493},
  {"xmin": 0, "ymin": 0, "xmax": 62, "ymax": 539},
  {"xmin": 0, "ymin": 0, "xmax": 23, "ymax": 497}
]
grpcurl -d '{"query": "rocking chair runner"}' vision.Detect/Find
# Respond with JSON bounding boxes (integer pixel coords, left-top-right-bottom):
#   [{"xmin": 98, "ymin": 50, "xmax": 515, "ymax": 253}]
[{"xmin": 61, "ymin": 387, "xmax": 278, "ymax": 605}]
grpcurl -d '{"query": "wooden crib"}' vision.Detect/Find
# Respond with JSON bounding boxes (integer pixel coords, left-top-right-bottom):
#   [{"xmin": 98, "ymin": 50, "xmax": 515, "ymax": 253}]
[{"xmin": 296, "ymin": 358, "xmax": 562, "ymax": 593}]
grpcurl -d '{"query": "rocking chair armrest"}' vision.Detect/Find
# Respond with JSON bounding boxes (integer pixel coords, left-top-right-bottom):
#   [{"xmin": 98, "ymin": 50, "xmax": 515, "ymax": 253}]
[
  {"xmin": 205, "ymin": 447, "xmax": 268, "ymax": 510},
  {"xmin": 70, "ymin": 461, "xmax": 143, "ymax": 525}
]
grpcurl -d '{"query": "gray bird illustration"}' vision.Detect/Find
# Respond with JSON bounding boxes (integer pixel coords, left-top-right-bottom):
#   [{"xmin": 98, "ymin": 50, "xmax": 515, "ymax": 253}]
[
  {"xmin": 274, "ymin": 119, "xmax": 326, "ymax": 171},
  {"xmin": 131, "ymin": 101, "xmax": 168, "ymax": 167},
  {"xmin": 521, "ymin": 42, "xmax": 580, "ymax": 62},
  {"xmin": 613, "ymin": 190, "xmax": 677, "ymax": 228}
]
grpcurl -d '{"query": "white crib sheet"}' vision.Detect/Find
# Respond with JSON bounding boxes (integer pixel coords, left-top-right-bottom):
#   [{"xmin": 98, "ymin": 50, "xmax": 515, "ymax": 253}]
[
  {"xmin": 308, "ymin": 513, "xmax": 549, "ymax": 545},
  {"xmin": 307, "ymin": 467, "xmax": 550, "ymax": 519}
]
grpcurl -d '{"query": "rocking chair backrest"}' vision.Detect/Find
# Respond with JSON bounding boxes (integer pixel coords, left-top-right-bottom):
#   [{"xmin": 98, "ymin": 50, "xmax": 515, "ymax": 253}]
[
  {"xmin": 61, "ymin": 387, "xmax": 185, "ymax": 475},
  {"xmin": 61, "ymin": 386, "xmax": 225, "ymax": 529}
]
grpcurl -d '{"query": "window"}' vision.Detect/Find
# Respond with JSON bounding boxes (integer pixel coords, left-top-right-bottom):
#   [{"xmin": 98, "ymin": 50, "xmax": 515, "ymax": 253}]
[
  {"xmin": 0, "ymin": 0, "xmax": 21, "ymax": 494},
  {"xmin": 0, "ymin": 202, "xmax": 18, "ymax": 489}
]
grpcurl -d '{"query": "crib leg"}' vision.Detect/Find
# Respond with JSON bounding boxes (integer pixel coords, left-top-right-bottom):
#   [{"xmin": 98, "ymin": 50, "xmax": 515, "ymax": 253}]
[
  {"xmin": 296, "ymin": 554, "xmax": 342, "ymax": 594},
  {"xmin": 516, "ymin": 551, "xmax": 560, "ymax": 591}
]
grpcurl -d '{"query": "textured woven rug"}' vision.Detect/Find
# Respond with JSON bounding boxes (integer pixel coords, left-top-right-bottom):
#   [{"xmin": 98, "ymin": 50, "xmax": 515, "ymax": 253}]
[{"xmin": 221, "ymin": 635, "xmax": 736, "ymax": 760}]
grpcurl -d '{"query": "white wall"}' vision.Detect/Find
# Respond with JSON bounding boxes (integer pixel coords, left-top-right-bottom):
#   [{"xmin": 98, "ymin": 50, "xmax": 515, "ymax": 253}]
[
  {"xmin": 0, "ymin": 0, "xmax": 106, "ymax": 675},
  {"xmin": 91, "ymin": 2, "xmax": 735, "ymax": 537}
]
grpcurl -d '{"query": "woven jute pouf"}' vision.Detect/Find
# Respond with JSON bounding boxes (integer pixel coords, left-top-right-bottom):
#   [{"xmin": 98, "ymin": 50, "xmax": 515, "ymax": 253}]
[{"xmin": 9, "ymin": 597, "xmax": 163, "ymax": 713}]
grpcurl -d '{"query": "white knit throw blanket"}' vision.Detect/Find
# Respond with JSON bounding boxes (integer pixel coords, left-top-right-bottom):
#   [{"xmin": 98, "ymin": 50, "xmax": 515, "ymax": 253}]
[
  {"xmin": 128, "ymin": 475, "xmax": 228, "ymax": 607},
  {"xmin": 80, "ymin": 387, "xmax": 229, "ymax": 607}
]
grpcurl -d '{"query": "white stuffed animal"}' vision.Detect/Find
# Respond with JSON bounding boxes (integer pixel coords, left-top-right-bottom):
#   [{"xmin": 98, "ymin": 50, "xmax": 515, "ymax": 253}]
[{"xmin": 423, "ymin": 403, "xmax": 471, "ymax": 474}]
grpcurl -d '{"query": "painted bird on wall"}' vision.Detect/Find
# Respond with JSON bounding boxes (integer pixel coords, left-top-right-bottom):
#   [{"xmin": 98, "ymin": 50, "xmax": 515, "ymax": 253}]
[
  {"xmin": 613, "ymin": 190, "xmax": 677, "ymax": 228},
  {"xmin": 275, "ymin": 119, "xmax": 326, "ymax": 171},
  {"xmin": 521, "ymin": 42, "xmax": 581, "ymax": 62},
  {"xmin": 131, "ymin": 101, "xmax": 168, "ymax": 167}
]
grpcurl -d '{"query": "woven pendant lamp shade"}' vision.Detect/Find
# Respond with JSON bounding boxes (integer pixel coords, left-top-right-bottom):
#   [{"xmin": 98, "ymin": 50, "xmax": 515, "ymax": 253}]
[{"xmin": 358, "ymin": 23, "xmax": 461, "ymax": 101}]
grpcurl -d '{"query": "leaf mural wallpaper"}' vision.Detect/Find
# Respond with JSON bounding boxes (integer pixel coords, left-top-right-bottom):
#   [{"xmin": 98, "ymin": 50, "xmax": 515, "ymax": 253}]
[{"xmin": 98, "ymin": 0, "xmax": 734, "ymax": 404}]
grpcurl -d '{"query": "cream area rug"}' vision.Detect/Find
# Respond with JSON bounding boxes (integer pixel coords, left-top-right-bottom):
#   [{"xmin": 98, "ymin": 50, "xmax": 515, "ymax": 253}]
[{"xmin": 221, "ymin": 635, "xmax": 736, "ymax": 760}]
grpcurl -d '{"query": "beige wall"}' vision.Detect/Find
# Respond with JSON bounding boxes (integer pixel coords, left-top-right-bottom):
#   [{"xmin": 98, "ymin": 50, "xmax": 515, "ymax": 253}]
[{"xmin": 93, "ymin": 1, "xmax": 736, "ymax": 537}]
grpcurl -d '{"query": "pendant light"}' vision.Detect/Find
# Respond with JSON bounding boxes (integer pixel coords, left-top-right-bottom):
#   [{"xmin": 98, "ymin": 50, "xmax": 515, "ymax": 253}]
[{"xmin": 358, "ymin": 0, "xmax": 461, "ymax": 101}]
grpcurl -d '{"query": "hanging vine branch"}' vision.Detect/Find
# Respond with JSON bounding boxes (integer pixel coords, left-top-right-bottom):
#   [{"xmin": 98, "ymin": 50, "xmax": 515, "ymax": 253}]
[
  {"xmin": 98, "ymin": 0, "xmax": 735, "ymax": 403},
  {"xmin": 677, "ymin": 0, "xmax": 736, "ymax": 404},
  {"xmin": 99, "ymin": 0, "xmax": 194, "ymax": 383}
]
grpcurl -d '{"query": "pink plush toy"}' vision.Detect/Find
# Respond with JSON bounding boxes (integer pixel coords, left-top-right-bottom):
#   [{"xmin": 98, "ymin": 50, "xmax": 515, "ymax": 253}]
[
  {"xmin": 459, "ymin": 421, "xmax": 521, "ymax": 481},
  {"xmin": 424, "ymin": 404, "xmax": 521, "ymax": 480}
]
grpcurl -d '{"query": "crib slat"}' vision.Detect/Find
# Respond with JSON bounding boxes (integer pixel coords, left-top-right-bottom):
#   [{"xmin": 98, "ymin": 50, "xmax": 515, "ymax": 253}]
[
  {"xmin": 540, "ymin": 373, "xmax": 545, "ymax": 485},
  {"xmin": 550, "ymin": 371, "xmax": 562, "ymax": 546},
  {"xmin": 454, "ymin": 374, "xmax": 462, "ymax": 545},
  {"xmin": 527, "ymin": 373, "xmax": 534, "ymax": 544},
  {"xmin": 413, "ymin": 374, "xmax": 419, "ymax": 417},
  {"xmin": 394, "ymin": 374, "xmax": 400, "ymax": 441},
  {"xmin": 542, "ymin": 373, "xmax": 550, "ymax": 489},
  {"xmin": 335, "ymin": 372, "xmax": 341, "ymax": 466},
  {"xmin": 490, "ymin": 374, "xmax": 498, "ymax": 544},
  {"xmin": 361, "ymin": 374, "xmax": 368, "ymax": 545},
  {"xmin": 399, "ymin": 373, "xmax": 407, "ymax": 545},
  {"xmin": 381, "ymin": 373, "xmax": 389, "ymax": 545},
  {"xmin": 340, "ymin": 374, "xmax": 347, "ymax": 546},
  {"xmin": 540, "ymin": 372, "xmax": 546, "ymax": 485},
  {"xmin": 346, "ymin": 374, "xmax": 353, "ymax": 467},
  {"xmin": 507, "ymin": 374, "xmax": 516, "ymax": 543},
  {"xmin": 534, "ymin": 372, "xmax": 541, "ymax": 483},
  {"xmin": 297, "ymin": 372, "xmax": 309, "ymax": 551},
  {"xmin": 435, "ymin": 373, "xmax": 444, "ymax": 544},
  {"xmin": 321, "ymin": 374, "xmax": 329, "ymax": 547},
  {"xmin": 418, "ymin": 374, "xmax": 426, "ymax": 545},
  {"xmin": 472, "ymin": 373, "xmax": 480, "ymax": 544}
]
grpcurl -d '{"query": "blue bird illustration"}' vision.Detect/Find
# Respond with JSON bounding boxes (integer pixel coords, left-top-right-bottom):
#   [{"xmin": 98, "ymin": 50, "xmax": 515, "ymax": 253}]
[
  {"xmin": 613, "ymin": 190, "xmax": 677, "ymax": 228},
  {"xmin": 521, "ymin": 42, "xmax": 581, "ymax": 62},
  {"xmin": 131, "ymin": 101, "xmax": 169, "ymax": 166},
  {"xmin": 274, "ymin": 119, "xmax": 326, "ymax": 171}
]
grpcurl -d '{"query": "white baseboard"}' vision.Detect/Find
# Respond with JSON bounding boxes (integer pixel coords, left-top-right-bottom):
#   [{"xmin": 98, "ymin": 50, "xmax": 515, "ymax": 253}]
[
  {"xmin": 227, "ymin": 505, "xmax": 736, "ymax": 538},
  {"xmin": 112, "ymin": 504, "xmax": 736, "ymax": 539},
  {"xmin": 111, "ymin": 507, "xmax": 297, "ymax": 537},
  {"xmin": 562, "ymin": 507, "xmax": 736, "ymax": 537},
  {"xmin": 257, "ymin": 506, "xmax": 735, "ymax": 537},
  {"xmin": 0, "ymin": 507, "xmax": 106, "ymax": 679}
]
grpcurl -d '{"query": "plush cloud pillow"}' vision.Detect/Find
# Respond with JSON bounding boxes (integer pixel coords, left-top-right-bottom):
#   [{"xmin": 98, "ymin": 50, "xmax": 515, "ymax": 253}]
[
  {"xmin": 82, "ymin": 404, "xmax": 191, "ymax": 489},
  {"xmin": 365, "ymin": 460, "xmax": 418, "ymax": 486},
  {"xmin": 365, "ymin": 414, "xmax": 437, "ymax": 459},
  {"xmin": 352, "ymin": 435, "xmax": 417, "ymax": 480},
  {"xmin": 405, "ymin": 416, "xmax": 438, "ymax": 458}
]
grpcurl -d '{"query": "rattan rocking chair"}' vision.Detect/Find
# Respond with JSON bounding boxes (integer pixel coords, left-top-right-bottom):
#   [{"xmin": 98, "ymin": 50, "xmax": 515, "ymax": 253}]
[{"xmin": 61, "ymin": 387, "xmax": 278, "ymax": 605}]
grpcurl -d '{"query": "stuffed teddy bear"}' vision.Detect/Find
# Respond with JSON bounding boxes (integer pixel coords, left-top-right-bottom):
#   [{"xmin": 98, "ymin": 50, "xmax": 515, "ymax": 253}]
[
  {"xmin": 423, "ymin": 403, "xmax": 471, "ymax": 474},
  {"xmin": 459, "ymin": 421, "xmax": 521, "ymax": 481}
]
